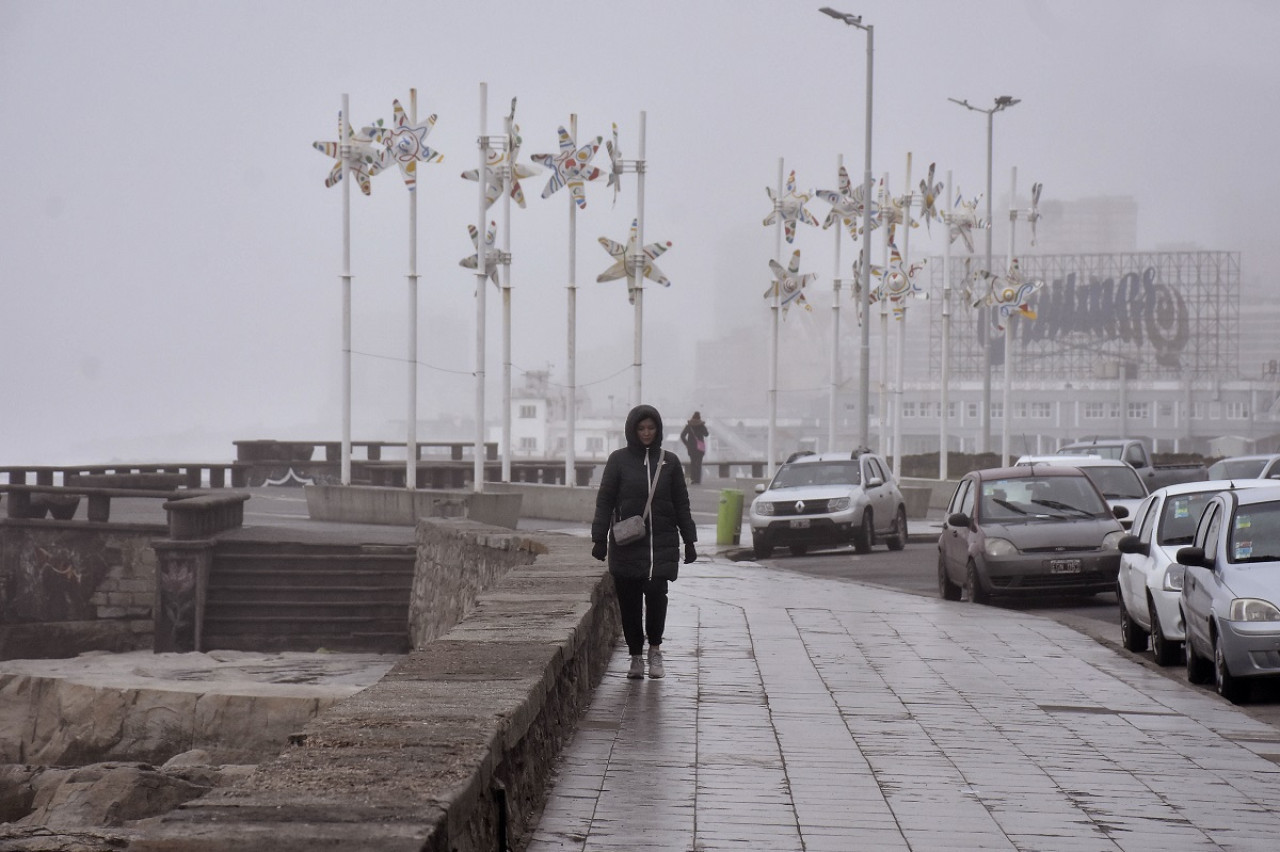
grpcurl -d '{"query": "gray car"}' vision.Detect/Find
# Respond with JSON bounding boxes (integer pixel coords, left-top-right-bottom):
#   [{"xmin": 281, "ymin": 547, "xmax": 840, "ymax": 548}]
[
  {"xmin": 1177, "ymin": 485, "xmax": 1280, "ymax": 702},
  {"xmin": 938, "ymin": 465, "xmax": 1126, "ymax": 604}
]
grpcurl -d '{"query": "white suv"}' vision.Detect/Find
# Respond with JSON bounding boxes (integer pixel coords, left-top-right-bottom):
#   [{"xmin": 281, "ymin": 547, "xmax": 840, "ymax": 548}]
[{"xmin": 749, "ymin": 450, "xmax": 907, "ymax": 558}]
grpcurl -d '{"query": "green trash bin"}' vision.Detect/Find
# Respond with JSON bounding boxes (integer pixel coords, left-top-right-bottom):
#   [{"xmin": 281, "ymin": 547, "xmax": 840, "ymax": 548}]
[{"xmin": 716, "ymin": 488, "xmax": 744, "ymax": 546}]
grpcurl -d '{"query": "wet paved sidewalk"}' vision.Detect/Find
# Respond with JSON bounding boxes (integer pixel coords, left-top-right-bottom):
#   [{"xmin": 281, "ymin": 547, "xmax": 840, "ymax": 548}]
[{"xmin": 528, "ymin": 556, "xmax": 1280, "ymax": 852}]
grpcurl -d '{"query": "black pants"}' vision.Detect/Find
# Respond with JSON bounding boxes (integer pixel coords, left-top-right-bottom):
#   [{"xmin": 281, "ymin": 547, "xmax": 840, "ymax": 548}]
[
  {"xmin": 612, "ymin": 575, "xmax": 669, "ymax": 655},
  {"xmin": 688, "ymin": 452, "xmax": 704, "ymax": 484}
]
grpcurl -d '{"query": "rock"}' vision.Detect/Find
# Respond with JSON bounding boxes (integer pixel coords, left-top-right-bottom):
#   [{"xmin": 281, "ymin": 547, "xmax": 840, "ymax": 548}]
[{"xmin": 17, "ymin": 763, "xmax": 209, "ymax": 828}]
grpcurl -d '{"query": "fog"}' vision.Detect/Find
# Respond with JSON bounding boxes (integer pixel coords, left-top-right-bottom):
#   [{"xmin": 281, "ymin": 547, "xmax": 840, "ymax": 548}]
[{"xmin": 3, "ymin": 0, "xmax": 1276, "ymax": 465}]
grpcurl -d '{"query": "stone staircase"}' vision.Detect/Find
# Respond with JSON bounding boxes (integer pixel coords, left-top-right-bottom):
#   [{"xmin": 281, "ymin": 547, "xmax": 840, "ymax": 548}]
[{"xmin": 202, "ymin": 541, "xmax": 416, "ymax": 653}]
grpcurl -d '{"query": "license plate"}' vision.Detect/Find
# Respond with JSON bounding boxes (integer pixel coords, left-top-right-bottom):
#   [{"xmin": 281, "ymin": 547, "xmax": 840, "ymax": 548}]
[
  {"xmin": 790, "ymin": 519, "xmax": 810, "ymax": 529},
  {"xmin": 1050, "ymin": 559, "xmax": 1082, "ymax": 574}
]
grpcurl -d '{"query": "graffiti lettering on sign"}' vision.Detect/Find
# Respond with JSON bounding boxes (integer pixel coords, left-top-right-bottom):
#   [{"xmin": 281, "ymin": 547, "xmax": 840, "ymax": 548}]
[{"xmin": 1021, "ymin": 266, "xmax": 1190, "ymax": 367}]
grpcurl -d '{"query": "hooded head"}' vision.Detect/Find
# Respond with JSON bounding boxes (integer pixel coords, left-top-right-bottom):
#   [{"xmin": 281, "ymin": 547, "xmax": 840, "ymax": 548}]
[{"xmin": 624, "ymin": 404, "xmax": 664, "ymax": 456}]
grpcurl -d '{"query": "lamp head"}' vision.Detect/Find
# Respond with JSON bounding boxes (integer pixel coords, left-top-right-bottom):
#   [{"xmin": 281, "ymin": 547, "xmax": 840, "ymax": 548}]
[
  {"xmin": 819, "ymin": 6, "xmax": 863, "ymax": 26},
  {"xmin": 994, "ymin": 95, "xmax": 1021, "ymax": 110}
]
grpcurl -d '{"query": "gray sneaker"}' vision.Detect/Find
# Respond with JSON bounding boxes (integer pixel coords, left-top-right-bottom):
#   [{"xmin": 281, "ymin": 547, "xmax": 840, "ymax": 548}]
[
  {"xmin": 627, "ymin": 655, "xmax": 645, "ymax": 679},
  {"xmin": 647, "ymin": 647, "xmax": 665, "ymax": 679}
]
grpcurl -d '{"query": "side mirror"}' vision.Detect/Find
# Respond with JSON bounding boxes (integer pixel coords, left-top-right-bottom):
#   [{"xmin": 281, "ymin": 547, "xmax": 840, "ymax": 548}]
[
  {"xmin": 867, "ymin": 476, "xmax": 884, "ymax": 488},
  {"xmin": 1175, "ymin": 546, "xmax": 1206, "ymax": 567},
  {"xmin": 946, "ymin": 512, "xmax": 971, "ymax": 528},
  {"xmin": 1117, "ymin": 534, "xmax": 1148, "ymax": 556},
  {"xmin": 1112, "ymin": 505, "xmax": 1130, "ymax": 520},
  {"xmin": 754, "ymin": 483, "xmax": 766, "ymax": 494}
]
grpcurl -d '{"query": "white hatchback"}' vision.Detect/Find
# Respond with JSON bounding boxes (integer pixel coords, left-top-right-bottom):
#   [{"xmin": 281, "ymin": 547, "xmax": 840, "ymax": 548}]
[{"xmin": 1117, "ymin": 479, "xmax": 1274, "ymax": 665}]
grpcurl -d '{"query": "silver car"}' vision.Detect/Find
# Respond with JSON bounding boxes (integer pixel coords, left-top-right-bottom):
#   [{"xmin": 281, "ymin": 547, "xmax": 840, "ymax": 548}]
[
  {"xmin": 1117, "ymin": 480, "xmax": 1274, "ymax": 666},
  {"xmin": 749, "ymin": 450, "xmax": 906, "ymax": 558},
  {"xmin": 1207, "ymin": 454, "xmax": 1280, "ymax": 481},
  {"xmin": 1178, "ymin": 486, "xmax": 1280, "ymax": 702}
]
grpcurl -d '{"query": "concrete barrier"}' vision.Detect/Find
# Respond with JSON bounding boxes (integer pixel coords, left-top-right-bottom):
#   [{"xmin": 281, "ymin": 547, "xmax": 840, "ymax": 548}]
[
  {"xmin": 304, "ymin": 484, "xmax": 522, "ymax": 529},
  {"xmin": 487, "ymin": 481, "xmax": 596, "ymax": 522},
  {"xmin": 129, "ymin": 520, "xmax": 620, "ymax": 852}
]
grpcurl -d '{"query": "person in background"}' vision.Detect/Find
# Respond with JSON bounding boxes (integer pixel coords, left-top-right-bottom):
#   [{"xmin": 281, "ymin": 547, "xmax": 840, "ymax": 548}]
[
  {"xmin": 591, "ymin": 404, "xmax": 698, "ymax": 679},
  {"xmin": 679, "ymin": 411, "xmax": 710, "ymax": 485}
]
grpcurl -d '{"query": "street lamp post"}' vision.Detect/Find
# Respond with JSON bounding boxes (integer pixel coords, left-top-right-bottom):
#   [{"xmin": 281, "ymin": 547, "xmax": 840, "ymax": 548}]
[
  {"xmin": 948, "ymin": 94, "xmax": 1019, "ymax": 455},
  {"xmin": 820, "ymin": 7, "xmax": 873, "ymax": 450}
]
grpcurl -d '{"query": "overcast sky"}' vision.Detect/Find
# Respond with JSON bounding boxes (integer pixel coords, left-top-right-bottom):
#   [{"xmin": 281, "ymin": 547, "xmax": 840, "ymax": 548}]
[{"xmin": 3, "ymin": 0, "xmax": 1276, "ymax": 465}]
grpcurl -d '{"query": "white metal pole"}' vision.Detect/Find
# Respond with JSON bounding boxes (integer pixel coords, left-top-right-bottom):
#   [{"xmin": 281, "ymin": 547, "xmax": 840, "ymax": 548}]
[
  {"xmin": 406, "ymin": 89, "xmax": 419, "ymax": 491},
  {"xmin": 982, "ymin": 109, "xmax": 995, "ymax": 455},
  {"xmin": 878, "ymin": 172, "xmax": 889, "ymax": 458},
  {"xmin": 566, "ymin": 114, "xmax": 578, "ymax": 487},
  {"xmin": 859, "ymin": 23, "xmax": 874, "ymax": 450},
  {"xmin": 1002, "ymin": 166, "xmax": 1016, "ymax": 467},
  {"xmin": 893, "ymin": 155, "xmax": 912, "ymax": 478},
  {"xmin": 633, "ymin": 111, "xmax": 647, "ymax": 408},
  {"xmin": 341, "ymin": 92, "xmax": 352, "ymax": 487},
  {"xmin": 501, "ymin": 108, "xmax": 513, "ymax": 483},
  {"xmin": 829, "ymin": 153, "xmax": 843, "ymax": 453},
  {"xmin": 940, "ymin": 170, "xmax": 953, "ymax": 480},
  {"xmin": 474, "ymin": 83, "xmax": 488, "ymax": 492},
  {"xmin": 768, "ymin": 157, "xmax": 783, "ymax": 479}
]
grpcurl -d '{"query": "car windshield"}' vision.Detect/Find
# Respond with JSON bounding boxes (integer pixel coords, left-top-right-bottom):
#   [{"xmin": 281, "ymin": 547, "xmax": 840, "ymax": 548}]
[
  {"xmin": 1157, "ymin": 491, "xmax": 1219, "ymax": 546},
  {"xmin": 1207, "ymin": 458, "xmax": 1267, "ymax": 479},
  {"xmin": 1080, "ymin": 466, "xmax": 1146, "ymax": 499},
  {"xmin": 1058, "ymin": 445, "xmax": 1122, "ymax": 460},
  {"xmin": 771, "ymin": 461, "xmax": 860, "ymax": 489},
  {"xmin": 978, "ymin": 475, "xmax": 1109, "ymax": 522},
  {"xmin": 1229, "ymin": 502, "xmax": 1280, "ymax": 563}
]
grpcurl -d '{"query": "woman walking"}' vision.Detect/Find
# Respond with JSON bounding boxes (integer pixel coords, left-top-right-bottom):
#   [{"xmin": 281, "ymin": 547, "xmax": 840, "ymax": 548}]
[
  {"xmin": 679, "ymin": 411, "xmax": 710, "ymax": 485},
  {"xmin": 591, "ymin": 404, "xmax": 698, "ymax": 679}
]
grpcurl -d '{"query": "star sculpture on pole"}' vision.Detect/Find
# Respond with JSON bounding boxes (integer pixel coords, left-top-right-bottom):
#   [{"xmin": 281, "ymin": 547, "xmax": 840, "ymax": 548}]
[
  {"xmin": 877, "ymin": 178, "xmax": 919, "ymax": 244},
  {"xmin": 363, "ymin": 99, "xmax": 444, "ymax": 190},
  {"xmin": 458, "ymin": 221, "xmax": 503, "ymax": 289},
  {"xmin": 605, "ymin": 122, "xmax": 625, "ymax": 207},
  {"xmin": 1027, "ymin": 182, "xmax": 1043, "ymax": 246},
  {"xmin": 765, "ymin": 250, "xmax": 817, "ymax": 315},
  {"xmin": 817, "ymin": 165, "xmax": 880, "ymax": 238},
  {"xmin": 871, "ymin": 241, "xmax": 929, "ymax": 320},
  {"xmin": 917, "ymin": 162, "xmax": 943, "ymax": 233},
  {"xmin": 461, "ymin": 100, "xmax": 541, "ymax": 208},
  {"xmin": 532, "ymin": 125, "xmax": 603, "ymax": 209},
  {"xmin": 763, "ymin": 171, "xmax": 820, "ymax": 244},
  {"xmin": 312, "ymin": 110, "xmax": 387, "ymax": 195},
  {"xmin": 596, "ymin": 219, "xmax": 672, "ymax": 304},
  {"xmin": 966, "ymin": 257, "xmax": 1043, "ymax": 332},
  {"xmin": 947, "ymin": 190, "xmax": 989, "ymax": 253}
]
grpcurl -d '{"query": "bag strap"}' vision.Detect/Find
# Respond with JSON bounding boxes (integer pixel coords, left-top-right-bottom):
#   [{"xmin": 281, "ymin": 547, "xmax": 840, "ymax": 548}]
[{"xmin": 640, "ymin": 451, "xmax": 664, "ymax": 521}]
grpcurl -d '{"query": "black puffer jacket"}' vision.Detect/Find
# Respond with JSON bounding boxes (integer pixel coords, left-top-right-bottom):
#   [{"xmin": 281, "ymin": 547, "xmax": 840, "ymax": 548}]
[{"xmin": 591, "ymin": 404, "xmax": 697, "ymax": 580}]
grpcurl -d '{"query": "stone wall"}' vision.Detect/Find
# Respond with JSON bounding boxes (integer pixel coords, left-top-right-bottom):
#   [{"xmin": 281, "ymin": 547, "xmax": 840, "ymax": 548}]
[
  {"xmin": 0, "ymin": 521, "xmax": 161, "ymax": 660},
  {"xmin": 410, "ymin": 519, "xmax": 542, "ymax": 647},
  {"xmin": 127, "ymin": 524, "xmax": 622, "ymax": 852}
]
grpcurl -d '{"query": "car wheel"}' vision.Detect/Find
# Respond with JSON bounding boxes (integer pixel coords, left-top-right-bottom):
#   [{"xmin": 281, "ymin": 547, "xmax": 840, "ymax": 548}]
[
  {"xmin": 753, "ymin": 538, "xmax": 773, "ymax": 560},
  {"xmin": 789, "ymin": 543, "xmax": 808, "ymax": 557},
  {"xmin": 1184, "ymin": 622, "xmax": 1213, "ymax": 684},
  {"xmin": 1214, "ymin": 634, "xmax": 1246, "ymax": 703},
  {"xmin": 1149, "ymin": 599, "xmax": 1180, "ymax": 667},
  {"xmin": 938, "ymin": 552, "xmax": 961, "ymax": 601},
  {"xmin": 886, "ymin": 506, "xmax": 907, "ymax": 552},
  {"xmin": 965, "ymin": 561, "xmax": 989, "ymax": 605},
  {"xmin": 853, "ymin": 511, "xmax": 873, "ymax": 554},
  {"xmin": 1118, "ymin": 584, "xmax": 1149, "ymax": 652}
]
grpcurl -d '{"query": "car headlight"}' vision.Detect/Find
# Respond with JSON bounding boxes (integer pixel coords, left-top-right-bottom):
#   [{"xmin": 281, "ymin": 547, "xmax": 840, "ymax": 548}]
[
  {"xmin": 755, "ymin": 501, "xmax": 774, "ymax": 516},
  {"xmin": 1228, "ymin": 598, "xmax": 1280, "ymax": 622},
  {"xmin": 1161, "ymin": 563, "xmax": 1185, "ymax": 592},
  {"xmin": 1102, "ymin": 530, "xmax": 1125, "ymax": 551},
  {"xmin": 828, "ymin": 496, "xmax": 851, "ymax": 512},
  {"xmin": 983, "ymin": 537, "xmax": 1018, "ymax": 557}
]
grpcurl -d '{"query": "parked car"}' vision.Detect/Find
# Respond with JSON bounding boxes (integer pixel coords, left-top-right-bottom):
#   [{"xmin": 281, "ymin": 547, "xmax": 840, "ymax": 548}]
[
  {"xmin": 1017, "ymin": 454, "xmax": 1147, "ymax": 528},
  {"xmin": 938, "ymin": 465, "xmax": 1126, "ymax": 604},
  {"xmin": 1117, "ymin": 480, "xmax": 1275, "ymax": 666},
  {"xmin": 749, "ymin": 450, "xmax": 906, "ymax": 558},
  {"xmin": 1206, "ymin": 454, "xmax": 1280, "ymax": 481},
  {"xmin": 1178, "ymin": 485, "xmax": 1280, "ymax": 702},
  {"xmin": 1057, "ymin": 438, "xmax": 1208, "ymax": 491}
]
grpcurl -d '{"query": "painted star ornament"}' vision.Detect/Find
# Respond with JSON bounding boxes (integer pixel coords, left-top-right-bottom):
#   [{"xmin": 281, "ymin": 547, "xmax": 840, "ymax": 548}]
[
  {"xmin": 917, "ymin": 163, "xmax": 943, "ymax": 233},
  {"xmin": 947, "ymin": 190, "xmax": 989, "ymax": 254},
  {"xmin": 817, "ymin": 165, "xmax": 880, "ymax": 238},
  {"xmin": 461, "ymin": 99, "xmax": 541, "ymax": 208},
  {"xmin": 765, "ymin": 250, "xmax": 817, "ymax": 315},
  {"xmin": 532, "ymin": 125, "xmax": 603, "ymax": 209},
  {"xmin": 871, "ymin": 242, "xmax": 929, "ymax": 320},
  {"xmin": 605, "ymin": 122, "xmax": 625, "ymax": 207},
  {"xmin": 1027, "ymin": 182, "xmax": 1043, "ymax": 246},
  {"xmin": 763, "ymin": 171, "xmax": 820, "ymax": 244},
  {"xmin": 312, "ymin": 111, "xmax": 387, "ymax": 196},
  {"xmin": 458, "ymin": 221, "xmax": 503, "ymax": 289},
  {"xmin": 597, "ymin": 219, "xmax": 672, "ymax": 304},
  {"xmin": 967, "ymin": 257, "xmax": 1043, "ymax": 332},
  {"xmin": 363, "ymin": 98, "xmax": 444, "ymax": 190}
]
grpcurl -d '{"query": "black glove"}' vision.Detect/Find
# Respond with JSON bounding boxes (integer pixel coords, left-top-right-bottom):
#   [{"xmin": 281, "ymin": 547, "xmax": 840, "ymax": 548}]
[
  {"xmin": 591, "ymin": 541, "xmax": 608, "ymax": 561},
  {"xmin": 684, "ymin": 542, "xmax": 697, "ymax": 564}
]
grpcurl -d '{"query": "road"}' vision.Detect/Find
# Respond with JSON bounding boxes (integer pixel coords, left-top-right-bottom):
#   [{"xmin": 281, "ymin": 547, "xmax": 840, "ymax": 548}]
[{"xmin": 736, "ymin": 539, "xmax": 1280, "ymax": 730}]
